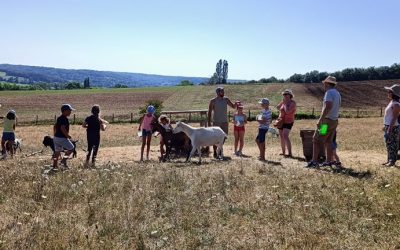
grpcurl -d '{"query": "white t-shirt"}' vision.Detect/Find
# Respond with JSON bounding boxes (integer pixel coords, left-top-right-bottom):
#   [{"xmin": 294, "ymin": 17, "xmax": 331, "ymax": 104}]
[
  {"xmin": 323, "ymin": 88, "xmax": 341, "ymax": 120},
  {"xmin": 384, "ymin": 100, "xmax": 400, "ymax": 126}
]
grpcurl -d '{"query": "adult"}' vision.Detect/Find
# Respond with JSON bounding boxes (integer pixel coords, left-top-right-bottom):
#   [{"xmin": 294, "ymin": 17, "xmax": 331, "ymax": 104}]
[
  {"xmin": 382, "ymin": 84, "xmax": 400, "ymax": 167},
  {"xmin": 306, "ymin": 76, "xmax": 341, "ymax": 168},
  {"xmin": 276, "ymin": 89, "xmax": 296, "ymax": 157},
  {"xmin": 208, "ymin": 86, "xmax": 236, "ymax": 157}
]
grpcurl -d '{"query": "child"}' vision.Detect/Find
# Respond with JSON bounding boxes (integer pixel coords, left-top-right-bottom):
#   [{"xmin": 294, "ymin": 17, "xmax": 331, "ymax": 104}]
[
  {"xmin": 82, "ymin": 105, "xmax": 108, "ymax": 167},
  {"xmin": 1, "ymin": 110, "xmax": 17, "ymax": 159},
  {"xmin": 255, "ymin": 98, "xmax": 272, "ymax": 161},
  {"xmin": 158, "ymin": 114, "xmax": 173, "ymax": 159},
  {"xmin": 53, "ymin": 104, "xmax": 75, "ymax": 170},
  {"xmin": 138, "ymin": 105, "xmax": 156, "ymax": 161},
  {"xmin": 233, "ymin": 104, "xmax": 247, "ymax": 156}
]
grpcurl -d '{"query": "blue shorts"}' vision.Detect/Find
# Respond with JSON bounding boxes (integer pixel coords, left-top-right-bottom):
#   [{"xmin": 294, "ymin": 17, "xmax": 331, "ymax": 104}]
[
  {"xmin": 256, "ymin": 128, "xmax": 268, "ymax": 143},
  {"xmin": 2, "ymin": 132, "xmax": 15, "ymax": 141},
  {"xmin": 142, "ymin": 129, "xmax": 152, "ymax": 137}
]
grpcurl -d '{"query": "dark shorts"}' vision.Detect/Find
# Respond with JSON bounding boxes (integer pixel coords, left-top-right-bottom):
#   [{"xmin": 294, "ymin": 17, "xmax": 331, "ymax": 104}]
[
  {"xmin": 142, "ymin": 129, "xmax": 152, "ymax": 137},
  {"xmin": 2, "ymin": 132, "xmax": 15, "ymax": 141},
  {"xmin": 279, "ymin": 123, "xmax": 294, "ymax": 130},
  {"xmin": 213, "ymin": 122, "xmax": 229, "ymax": 134},
  {"xmin": 256, "ymin": 128, "xmax": 268, "ymax": 143}
]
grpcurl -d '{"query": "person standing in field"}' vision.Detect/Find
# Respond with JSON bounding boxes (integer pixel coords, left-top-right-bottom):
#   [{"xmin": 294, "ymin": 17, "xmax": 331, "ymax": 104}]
[
  {"xmin": 208, "ymin": 86, "xmax": 237, "ymax": 158},
  {"xmin": 1, "ymin": 110, "xmax": 17, "ymax": 159},
  {"xmin": 138, "ymin": 105, "xmax": 156, "ymax": 161},
  {"xmin": 82, "ymin": 105, "xmax": 108, "ymax": 167},
  {"xmin": 306, "ymin": 76, "xmax": 341, "ymax": 168},
  {"xmin": 232, "ymin": 103, "xmax": 247, "ymax": 156},
  {"xmin": 256, "ymin": 98, "xmax": 272, "ymax": 161},
  {"xmin": 382, "ymin": 84, "xmax": 400, "ymax": 167},
  {"xmin": 53, "ymin": 104, "xmax": 75, "ymax": 170},
  {"xmin": 276, "ymin": 89, "xmax": 296, "ymax": 158}
]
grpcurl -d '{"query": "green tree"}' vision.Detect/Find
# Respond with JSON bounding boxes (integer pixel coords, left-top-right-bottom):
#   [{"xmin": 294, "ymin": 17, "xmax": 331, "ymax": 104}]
[
  {"xmin": 178, "ymin": 80, "xmax": 194, "ymax": 86},
  {"xmin": 83, "ymin": 77, "xmax": 90, "ymax": 88}
]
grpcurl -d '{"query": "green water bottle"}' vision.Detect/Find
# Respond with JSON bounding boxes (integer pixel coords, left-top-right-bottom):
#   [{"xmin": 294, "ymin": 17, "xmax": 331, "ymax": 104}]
[{"xmin": 319, "ymin": 123, "xmax": 328, "ymax": 135}]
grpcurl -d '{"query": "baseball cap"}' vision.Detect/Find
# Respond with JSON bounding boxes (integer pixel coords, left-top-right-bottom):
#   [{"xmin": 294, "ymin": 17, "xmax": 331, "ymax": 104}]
[
  {"xmin": 147, "ymin": 105, "xmax": 155, "ymax": 114},
  {"xmin": 258, "ymin": 98, "xmax": 270, "ymax": 105},
  {"xmin": 61, "ymin": 104, "xmax": 75, "ymax": 112}
]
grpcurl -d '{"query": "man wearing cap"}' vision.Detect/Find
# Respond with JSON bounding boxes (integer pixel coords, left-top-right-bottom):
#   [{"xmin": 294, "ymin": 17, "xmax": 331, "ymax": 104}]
[
  {"xmin": 306, "ymin": 76, "xmax": 341, "ymax": 168},
  {"xmin": 52, "ymin": 104, "xmax": 75, "ymax": 170},
  {"xmin": 208, "ymin": 86, "xmax": 237, "ymax": 157}
]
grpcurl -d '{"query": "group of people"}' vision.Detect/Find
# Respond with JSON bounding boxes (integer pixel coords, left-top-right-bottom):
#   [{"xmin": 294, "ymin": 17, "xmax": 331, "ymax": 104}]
[
  {"xmin": 206, "ymin": 86, "xmax": 297, "ymax": 161},
  {"xmin": 1, "ymin": 75, "xmax": 399, "ymax": 169}
]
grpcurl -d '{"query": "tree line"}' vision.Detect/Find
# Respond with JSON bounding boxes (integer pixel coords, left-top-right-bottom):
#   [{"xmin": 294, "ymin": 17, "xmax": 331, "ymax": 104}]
[{"xmin": 246, "ymin": 63, "xmax": 400, "ymax": 84}]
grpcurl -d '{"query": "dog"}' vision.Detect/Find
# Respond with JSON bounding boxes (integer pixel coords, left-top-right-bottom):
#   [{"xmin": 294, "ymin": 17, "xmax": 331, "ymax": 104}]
[
  {"xmin": 267, "ymin": 127, "xmax": 279, "ymax": 138},
  {"xmin": 42, "ymin": 135, "xmax": 77, "ymax": 158},
  {"xmin": 4, "ymin": 138, "xmax": 22, "ymax": 158}
]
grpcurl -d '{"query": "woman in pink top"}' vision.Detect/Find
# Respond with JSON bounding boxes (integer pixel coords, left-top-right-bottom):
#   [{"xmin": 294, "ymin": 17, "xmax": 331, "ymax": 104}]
[
  {"xmin": 276, "ymin": 89, "xmax": 296, "ymax": 157},
  {"xmin": 138, "ymin": 105, "xmax": 156, "ymax": 161}
]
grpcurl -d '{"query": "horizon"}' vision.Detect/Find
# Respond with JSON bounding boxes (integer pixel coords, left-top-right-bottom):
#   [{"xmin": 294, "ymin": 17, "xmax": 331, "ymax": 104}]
[{"xmin": 1, "ymin": 0, "xmax": 399, "ymax": 80}]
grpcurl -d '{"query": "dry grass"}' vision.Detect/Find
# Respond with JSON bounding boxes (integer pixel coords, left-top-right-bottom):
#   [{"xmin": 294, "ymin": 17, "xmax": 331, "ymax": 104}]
[{"xmin": 1, "ymin": 118, "xmax": 400, "ymax": 249}]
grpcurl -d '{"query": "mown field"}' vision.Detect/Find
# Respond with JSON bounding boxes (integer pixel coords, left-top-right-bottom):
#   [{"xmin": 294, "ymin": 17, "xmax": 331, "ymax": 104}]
[
  {"xmin": 1, "ymin": 117, "xmax": 399, "ymax": 249},
  {"xmin": 0, "ymin": 80, "xmax": 397, "ymax": 124}
]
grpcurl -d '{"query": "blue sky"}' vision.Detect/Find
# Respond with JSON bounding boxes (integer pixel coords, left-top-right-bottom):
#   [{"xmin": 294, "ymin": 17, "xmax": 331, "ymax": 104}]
[{"xmin": 1, "ymin": 0, "xmax": 399, "ymax": 80}]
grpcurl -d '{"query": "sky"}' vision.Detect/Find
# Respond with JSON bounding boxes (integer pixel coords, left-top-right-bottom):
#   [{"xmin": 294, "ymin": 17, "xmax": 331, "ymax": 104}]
[{"xmin": 1, "ymin": 0, "xmax": 399, "ymax": 80}]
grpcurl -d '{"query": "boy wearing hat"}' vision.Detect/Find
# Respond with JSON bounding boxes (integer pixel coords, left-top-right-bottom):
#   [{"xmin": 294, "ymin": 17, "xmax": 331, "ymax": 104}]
[
  {"xmin": 256, "ymin": 98, "xmax": 272, "ymax": 161},
  {"xmin": 52, "ymin": 104, "xmax": 75, "ymax": 170}
]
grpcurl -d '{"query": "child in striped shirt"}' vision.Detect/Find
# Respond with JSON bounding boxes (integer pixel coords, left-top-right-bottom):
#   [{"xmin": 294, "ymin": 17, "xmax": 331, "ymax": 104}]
[{"xmin": 256, "ymin": 98, "xmax": 272, "ymax": 161}]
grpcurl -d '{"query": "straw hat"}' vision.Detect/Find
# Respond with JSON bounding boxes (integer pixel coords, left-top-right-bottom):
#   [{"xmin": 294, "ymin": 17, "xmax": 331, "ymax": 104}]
[
  {"xmin": 384, "ymin": 84, "xmax": 400, "ymax": 97},
  {"xmin": 322, "ymin": 76, "xmax": 337, "ymax": 85},
  {"xmin": 282, "ymin": 89, "xmax": 294, "ymax": 98}
]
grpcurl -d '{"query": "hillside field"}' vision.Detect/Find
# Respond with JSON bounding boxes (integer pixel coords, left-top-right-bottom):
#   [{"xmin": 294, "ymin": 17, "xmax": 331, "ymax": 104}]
[{"xmin": 0, "ymin": 80, "xmax": 398, "ymax": 124}]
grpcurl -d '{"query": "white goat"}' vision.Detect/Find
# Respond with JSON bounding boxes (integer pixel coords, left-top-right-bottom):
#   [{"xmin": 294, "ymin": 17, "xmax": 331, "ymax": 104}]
[{"xmin": 173, "ymin": 121, "xmax": 227, "ymax": 163}]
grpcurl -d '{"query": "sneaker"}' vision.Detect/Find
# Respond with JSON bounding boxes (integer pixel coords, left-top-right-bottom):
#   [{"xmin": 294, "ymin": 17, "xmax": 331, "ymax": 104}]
[
  {"xmin": 237, "ymin": 151, "xmax": 242, "ymax": 157},
  {"xmin": 321, "ymin": 162, "xmax": 333, "ymax": 167},
  {"xmin": 213, "ymin": 152, "xmax": 218, "ymax": 159},
  {"xmin": 332, "ymin": 161, "xmax": 342, "ymax": 168},
  {"xmin": 387, "ymin": 161, "xmax": 396, "ymax": 167},
  {"xmin": 305, "ymin": 161, "xmax": 319, "ymax": 168},
  {"xmin": 0, "ymin": 154, "xmax": 6, "ymax": 160}
]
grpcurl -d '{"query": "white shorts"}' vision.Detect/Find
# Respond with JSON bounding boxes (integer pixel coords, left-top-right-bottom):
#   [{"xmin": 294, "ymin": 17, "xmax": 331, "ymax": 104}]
[{"xmin": 53, "ymin": 137, "xmax": 74, "ymax": 152}]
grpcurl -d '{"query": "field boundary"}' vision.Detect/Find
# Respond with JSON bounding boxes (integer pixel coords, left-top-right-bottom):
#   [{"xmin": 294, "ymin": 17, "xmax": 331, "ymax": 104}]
[{"xmin": 11, "ymin": 107, "xmax": 386, "ymax": 126}]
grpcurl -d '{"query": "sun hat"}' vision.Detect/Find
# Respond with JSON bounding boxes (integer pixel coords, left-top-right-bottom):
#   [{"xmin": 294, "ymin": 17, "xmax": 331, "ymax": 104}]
[
  {"xmin": 384, "ymin": 84, "xmax": 400, "ymax": 97},
  {"xmin": 258, "ymin": 98, "xmax": 270, "ymax": 105},
  {"xmin": 282, "ymin": 89, "xmax": 294, "ymax": 98},
  {"xmin": 237, "ymin": 104, "xmax": 244, "ymax": 109},
  {"xmin": 147, "ymin": 105, "xmax": 155, "ymax": 114},
  {"xmin": 61, "ymin": 104, "xmax": 75, "ymax": 112},
  {"xmin": 322, "ymin": 76, "xmax": 337, "ymax": 85},
  {"xmin": 158, "ymin": 114, "xmax": 170, "ymax": 123}
]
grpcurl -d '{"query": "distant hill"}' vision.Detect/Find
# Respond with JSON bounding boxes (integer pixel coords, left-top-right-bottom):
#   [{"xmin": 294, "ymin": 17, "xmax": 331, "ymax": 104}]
[{"xmin": 0, "ymin": 64, "xmax": 227, "ymax": 87}]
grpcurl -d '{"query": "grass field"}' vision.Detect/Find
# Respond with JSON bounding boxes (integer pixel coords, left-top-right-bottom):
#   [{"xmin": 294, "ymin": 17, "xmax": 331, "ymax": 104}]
[
  {"xmin": 1, "ymin": 117, "xmax": 399, "ymax": 249},
  {"xmin": 0, "ymin": 80, "xmax": 396, "ymax": 124}
]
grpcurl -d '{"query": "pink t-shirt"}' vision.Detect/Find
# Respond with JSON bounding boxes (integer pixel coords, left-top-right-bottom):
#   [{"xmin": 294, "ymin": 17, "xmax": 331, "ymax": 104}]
[
  {"xmin": 141, "ymin": 114, "xmax": 154, "ymax": 131},
  {"xmin": 279, "ymin": 101, "xmax": 296, "ymax": 124}
]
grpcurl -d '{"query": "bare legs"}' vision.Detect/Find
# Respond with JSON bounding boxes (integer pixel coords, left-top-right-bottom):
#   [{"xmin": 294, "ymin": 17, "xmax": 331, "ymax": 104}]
[{"xmin": 279, "ymin": 128, "xmax": 292, "ymax": 156}]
